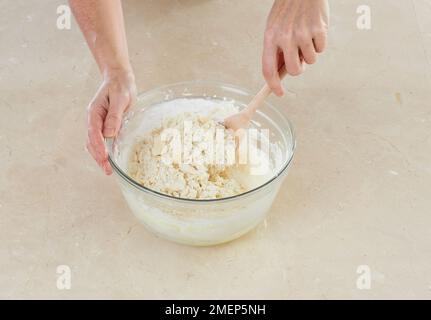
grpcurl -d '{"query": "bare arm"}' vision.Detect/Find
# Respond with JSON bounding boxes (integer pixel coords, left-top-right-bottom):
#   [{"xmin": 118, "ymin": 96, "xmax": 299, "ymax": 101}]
[
  {"xmin": 70, "ymin": 0, "xmax": 136, "ymax": 175},
  {"xmin": 69, "ymin": 0, "xmax": 131, "ymax": 74}
]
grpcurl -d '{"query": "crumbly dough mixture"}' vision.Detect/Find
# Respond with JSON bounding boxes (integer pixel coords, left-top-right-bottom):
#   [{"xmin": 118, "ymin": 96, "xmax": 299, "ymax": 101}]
[{"xmin": 128, "ymin": 112, "xmax": 245, "ymax": 199}]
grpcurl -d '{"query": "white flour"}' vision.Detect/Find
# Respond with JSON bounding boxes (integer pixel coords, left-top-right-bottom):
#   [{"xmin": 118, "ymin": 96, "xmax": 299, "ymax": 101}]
[{"xmin": 126, "ymin": 98, "xmax": 276, "ymax": 200}]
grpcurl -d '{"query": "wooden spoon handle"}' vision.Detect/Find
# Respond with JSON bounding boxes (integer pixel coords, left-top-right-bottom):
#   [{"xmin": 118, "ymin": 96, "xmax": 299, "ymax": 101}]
[{"xmin": 244, "ymin": 65, "xmax": 287, "ymax": 117}]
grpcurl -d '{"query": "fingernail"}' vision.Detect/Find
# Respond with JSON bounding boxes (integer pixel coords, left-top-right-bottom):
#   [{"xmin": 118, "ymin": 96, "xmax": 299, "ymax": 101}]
[
  {"xmin": 103, "ymin": 162, "xmax": 112, "ymax": 175},
  {"xmin": 103, "ymin": 127, "xmax": 115, "ymax": 137}
]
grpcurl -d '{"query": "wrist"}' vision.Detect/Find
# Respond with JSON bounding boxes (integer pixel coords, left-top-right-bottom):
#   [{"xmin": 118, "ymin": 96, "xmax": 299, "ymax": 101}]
[
  {"xmin": 102, "ymin": 64, "xmax": 134, "ymax": 81},
  {"xmin": 98, "ymin": 51, "xmax": 133, "ymax": 77}
]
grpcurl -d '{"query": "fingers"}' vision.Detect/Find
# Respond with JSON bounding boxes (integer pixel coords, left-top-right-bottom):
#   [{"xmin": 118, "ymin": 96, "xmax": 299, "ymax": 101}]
[
  {"xmin": 299, "ymin": 40, "xmax": 317, "ymax": 65},
  {"xmin": 103, "ymin": 91, "xmax": 131, "ymax": 138},
  {"xmin": 262, "ymin": 33, "xmax": 284, "ymax": 97},
  {"xmin": 282, "ymin": 44, "xmax": 304, "ymax": 77},
  {"xmin": 87, "ymin": 102, "xmax": 112, "ymax": 175},
  {"xmin": 313, "ymin": 29, "xmax": 327, "ymax": 53}
]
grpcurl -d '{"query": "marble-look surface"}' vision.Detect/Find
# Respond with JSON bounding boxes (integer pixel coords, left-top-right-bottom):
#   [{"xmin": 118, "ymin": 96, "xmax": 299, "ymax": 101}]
[{"xmin": 1, "ymin": 0, "xmax": 430, "ymax": 299}]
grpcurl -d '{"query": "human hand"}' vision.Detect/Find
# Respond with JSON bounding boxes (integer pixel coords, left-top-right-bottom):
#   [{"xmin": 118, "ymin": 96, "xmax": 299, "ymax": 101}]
[
  {"xmin": 263, "ymin": 0, "xmax": 329, "ymax": 96},
  {"xmin": 86, "ymin": 69, "xmax": 136, "ymax": 175}
]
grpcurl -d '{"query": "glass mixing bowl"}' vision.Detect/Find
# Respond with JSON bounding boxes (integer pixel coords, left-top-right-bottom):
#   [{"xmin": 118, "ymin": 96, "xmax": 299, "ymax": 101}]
[{"xmin": 106, "ymin": 81, "xmax": 296, "ymax": 246}]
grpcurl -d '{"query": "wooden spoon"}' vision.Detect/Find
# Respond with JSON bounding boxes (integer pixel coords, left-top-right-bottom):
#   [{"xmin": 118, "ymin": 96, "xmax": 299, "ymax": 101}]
[{"xmin": 223, "ymin": 66, "xmax": 287, "ymax": 131}]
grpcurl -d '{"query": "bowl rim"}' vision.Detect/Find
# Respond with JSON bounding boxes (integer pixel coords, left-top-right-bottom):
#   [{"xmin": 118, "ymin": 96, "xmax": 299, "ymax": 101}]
[{"xmin": 106, "ymin": 80, "xmax": 296, "ymax": 204}]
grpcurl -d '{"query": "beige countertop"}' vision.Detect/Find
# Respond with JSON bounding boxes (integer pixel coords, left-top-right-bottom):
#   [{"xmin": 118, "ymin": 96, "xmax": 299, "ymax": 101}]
[{"xmin": 1, "ymin": 0, "xmax": 430, "ymax": 299}]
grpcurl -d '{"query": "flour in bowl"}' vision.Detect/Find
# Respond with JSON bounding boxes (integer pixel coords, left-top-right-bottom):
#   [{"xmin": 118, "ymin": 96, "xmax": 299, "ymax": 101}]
[{"xmin": 128, "ymin": 111, "xmax": 246, "ymax": 199}]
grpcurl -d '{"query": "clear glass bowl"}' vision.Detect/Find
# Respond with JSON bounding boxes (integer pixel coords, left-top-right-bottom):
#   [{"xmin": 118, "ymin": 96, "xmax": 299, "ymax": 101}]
[{"xmin": 106, "ymin": 81, "xmax": 296, "ymax": 246}]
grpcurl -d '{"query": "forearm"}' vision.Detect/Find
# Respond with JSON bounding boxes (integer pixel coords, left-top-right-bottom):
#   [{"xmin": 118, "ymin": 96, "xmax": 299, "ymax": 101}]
[{"xmin": 69, "ymin": 0, "xmax": 131, "ymax": 75}]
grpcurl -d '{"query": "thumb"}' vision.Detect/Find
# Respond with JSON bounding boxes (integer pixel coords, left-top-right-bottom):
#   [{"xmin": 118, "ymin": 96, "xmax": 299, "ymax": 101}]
[{"xmin": 103, "ymin": 93, "xmax": 130, "ymax": 138}]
